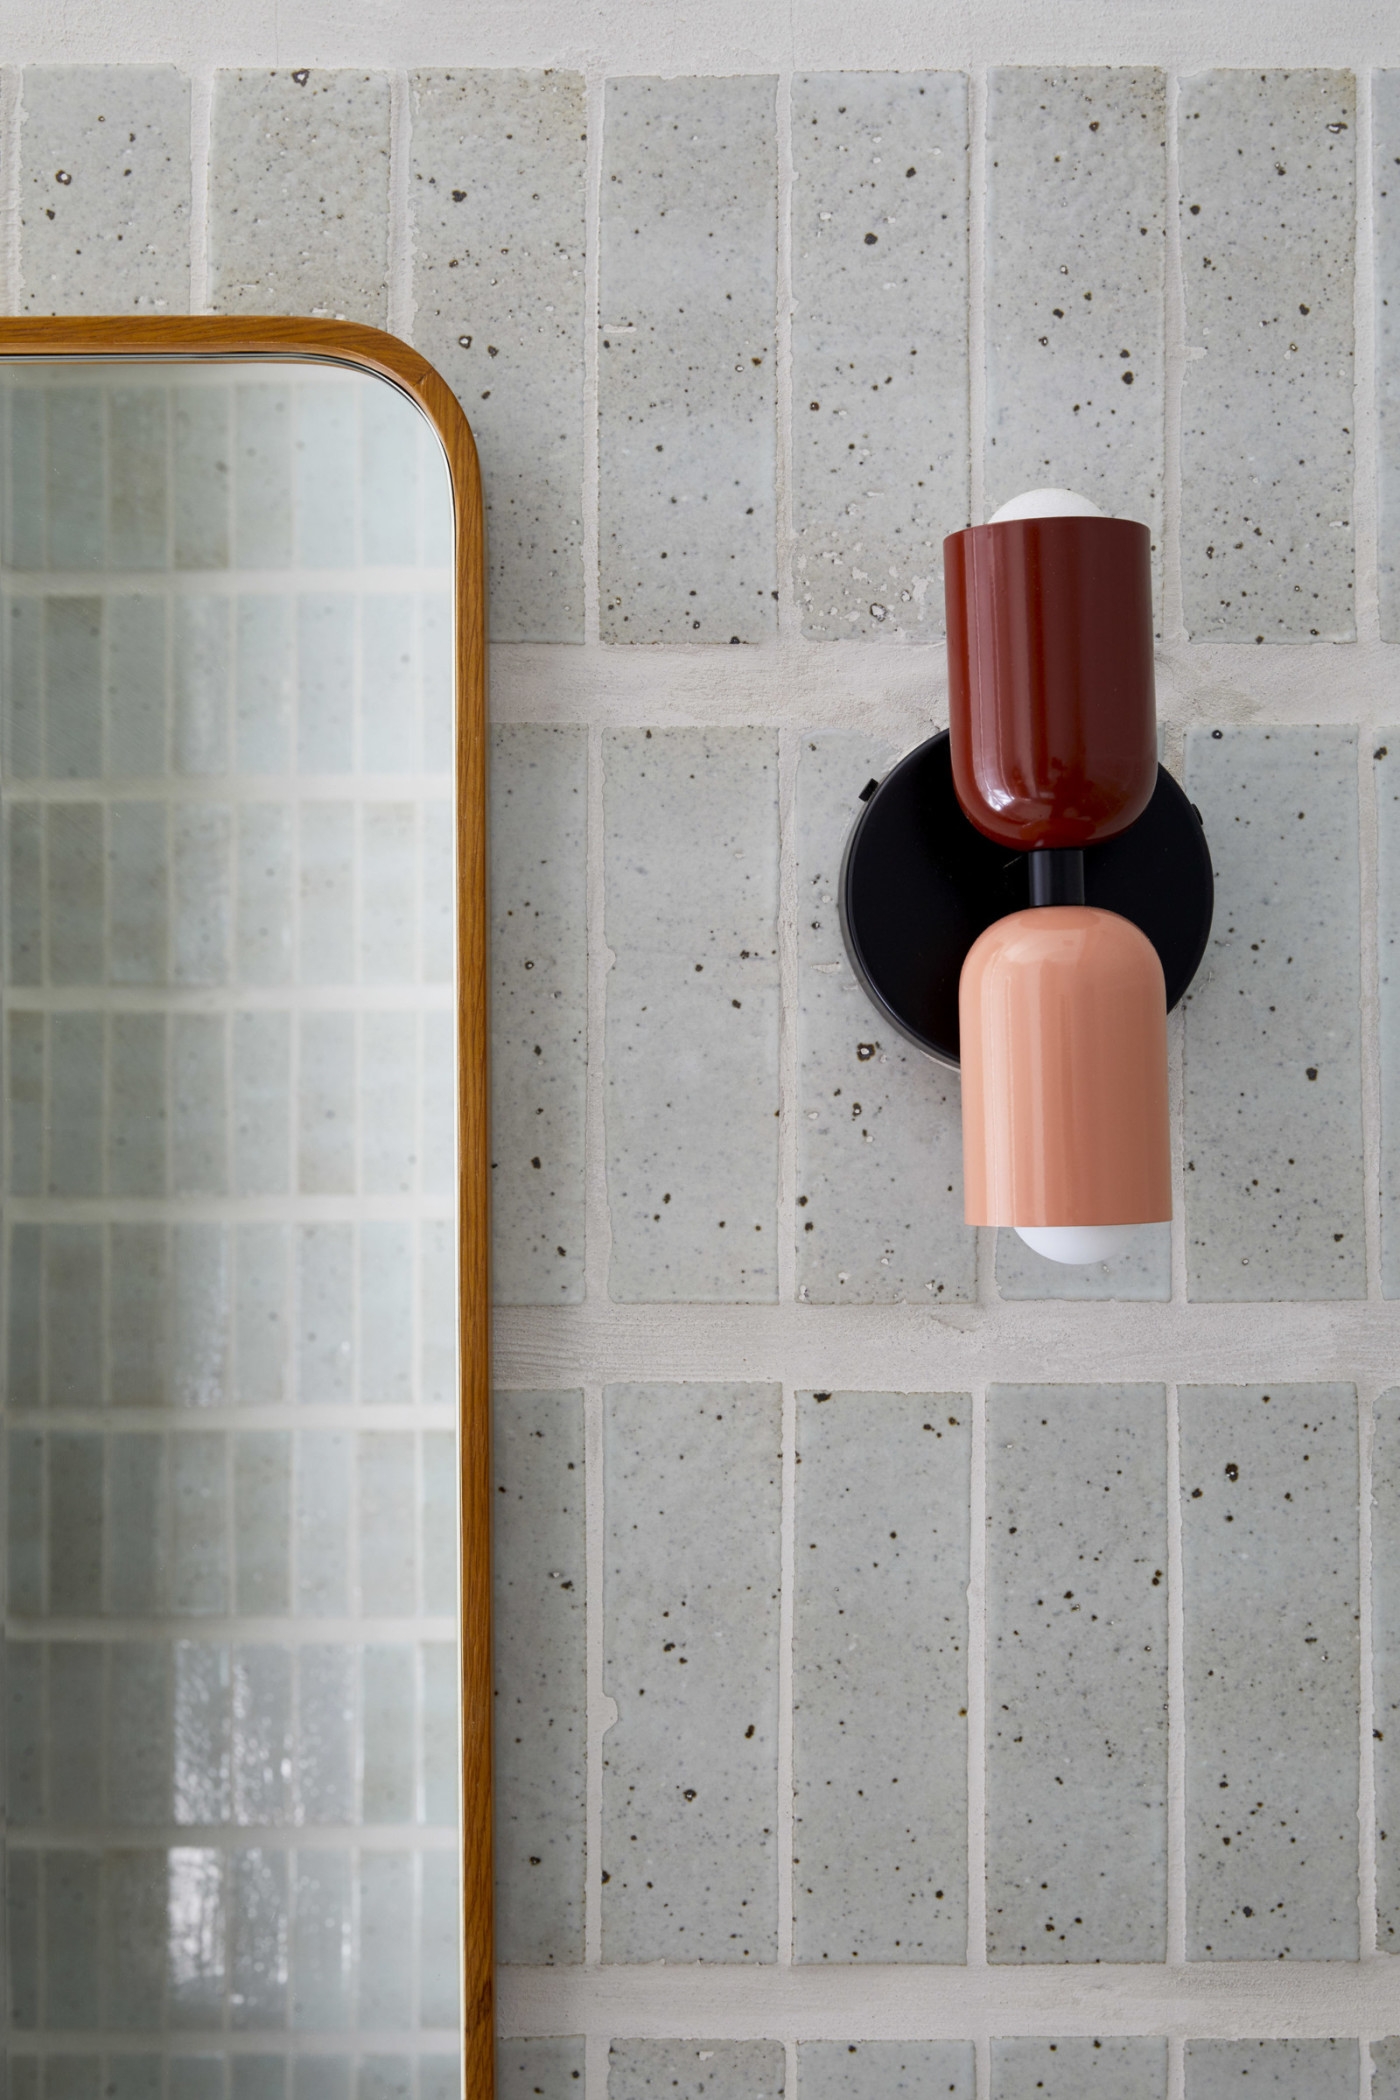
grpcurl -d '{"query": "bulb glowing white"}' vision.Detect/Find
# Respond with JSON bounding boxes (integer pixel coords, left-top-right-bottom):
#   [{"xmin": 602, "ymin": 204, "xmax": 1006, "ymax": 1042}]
[
  {"xmin": 989, "ymin": 488, "xmax": 1105, "ymax": 523},
  {"xmin": 1014, "ymin": 1223, "xmax": 1143, "ymax": 1265}
]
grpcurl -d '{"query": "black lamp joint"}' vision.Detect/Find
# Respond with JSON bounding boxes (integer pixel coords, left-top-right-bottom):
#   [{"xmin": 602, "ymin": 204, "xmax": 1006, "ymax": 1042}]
[{"xmin": 1028, "ymin": 848, "xmax": 1085, "ymax": 908}]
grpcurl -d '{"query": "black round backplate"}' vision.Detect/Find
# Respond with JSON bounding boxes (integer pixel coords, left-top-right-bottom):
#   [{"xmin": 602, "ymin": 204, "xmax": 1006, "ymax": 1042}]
[{"xmin": 839, "ymin": 730, "xmax": 1214, "ymax": 1069}]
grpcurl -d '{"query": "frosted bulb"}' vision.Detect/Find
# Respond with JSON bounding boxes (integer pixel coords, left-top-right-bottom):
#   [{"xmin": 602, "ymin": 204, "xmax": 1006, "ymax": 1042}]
[
  {"xmin": 1015, "ymin": 1223, "xmax": 1142, "ymax": 1265},
  {"xmin": 989, "ymin": 487, "xmax": 1105, "ymax": 522}
]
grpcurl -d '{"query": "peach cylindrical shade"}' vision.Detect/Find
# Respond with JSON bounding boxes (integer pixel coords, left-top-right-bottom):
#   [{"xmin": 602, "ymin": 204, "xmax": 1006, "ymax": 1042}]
[{"xmin": 959, "ymin": 904, "xmax": 1171, "ymax": 1227}]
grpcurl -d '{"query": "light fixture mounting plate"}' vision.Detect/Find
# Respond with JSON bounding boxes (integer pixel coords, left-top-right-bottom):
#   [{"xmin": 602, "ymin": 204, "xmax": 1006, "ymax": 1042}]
[{"xmin": 839, "ymin": 729, "xmax": 1214, "ymax": 1070}]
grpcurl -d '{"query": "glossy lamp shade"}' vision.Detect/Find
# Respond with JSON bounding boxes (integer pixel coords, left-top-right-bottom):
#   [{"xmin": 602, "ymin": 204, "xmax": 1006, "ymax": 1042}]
[
  {"xmin": 944, "ymin": 511, "xmax": 1157, "ymax": 849},
  {"xmin": 959, "ymin": 904, "xmax": 1171, "ymax": 1233}
]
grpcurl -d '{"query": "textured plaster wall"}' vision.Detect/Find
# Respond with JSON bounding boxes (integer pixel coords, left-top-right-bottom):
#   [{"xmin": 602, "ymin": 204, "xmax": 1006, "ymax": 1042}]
[{"xmin": 10, "ymin": 1, "xmax": 1400, "ymax": 2097}]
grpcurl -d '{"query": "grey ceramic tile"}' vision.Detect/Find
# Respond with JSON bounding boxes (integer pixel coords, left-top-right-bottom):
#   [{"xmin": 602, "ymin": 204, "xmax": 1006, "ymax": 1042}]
[
  {"xmin": 603, "ymin": 1383, "xmax": 781, "ymax": 1960},
  {"xmin": 1179, "ymin": 71, "xmax": 1355, "ymax": 640},
  {"xmin": 421, "ymin": 1642, "xmax": 459, "ymax": 1825},
  {"xmin": 228, "ymin": 1845, "xmax": 289, "ymax": 2027},
  {"xmin": 359, "ymin": 804, "xmax": 416, "ymax": 983},
  {"xmin": 297, "ymin": 1225, "xmax": 353, "ymax": 1407},
  {"xmin": 610, "ymin": 2045, "xmax": 785, "ymax": 2099},
  {"xmin": 495, "ymin": 2041, "xmax": 586, "ymax": 2100},
  {"xmin": 105, "ymin": 595, "xmax": 168, "ymax": 775},
  {"xmin": 47, "ymin": 803, "xmax": 104, "ymax": 984},
  {"xmin": 1183, "ymin": 728, "xmax": 1364, "ymax": 1298},
  {"xmin": 44, "ymin": 1850, "xmax": 101, "ymax": 2025},
  {"xmin": 107, "ymin": 1642, "xmax": 171, "ymax": 1822},
  {"xmin": 237, "ymin": 803, "xmax": 294, "ymax": 985},
  {"xmin": 1181, "ymin": 1384, "xmax": 1359, "ymax": 1958},
  {"xmin": 493, "ymin": 1389, "xmax": 586, "ymax": 1964},
  {"xmin": 298, "ymin": 1012, "xmax": 355, "ymax": 1193},
  {"xmin": 599, "ymin": 76, "xmax": 777, "ymax": 643},
  {"xmin": 174, "ymin": 597, "xmax": 232, "ymax": 775},
  {"xmin": 358, "ymin": 1221, "xmax": 412, "ymax": 1403},
  {"xmin": 111, "ymin": 801, "xmax": 170, "ymax": 986},
  {"xmin": 799, "ymin": 2044, "xmax": 973, "ymax": 2097},
  {"xmin": 295, "ymin": 1645, "xmax": 354, "ymax": 1823},
  {"xmin": 1379, "ymin": 77, "xmax": 1400, "ymax": 637},
  {"xmin": 1183, "ymin": 2042, "xmax": 1358, "ymax": 2097},
  {"xmin": 8, "ymin": 1012, "xmax": 44, "ymax": 1196},
  {"xmin": 236, "ymin": 597, "xmax": 293, "ymax": 769},
  {"xmin": 986, "ymin": 1386, "xmax": 1168, "ymax": 1961},
  {"xmin": 20, "ymin": 68, "xmax": 189, "ymax": 314},
  {"xmin": 790, "ymin": 73, "xmax": 968, "ymax": 639},
  {"xmin": 172, "ymin": 1015, "xmax": 228, "ymax": 1195},
  {"xmin": 108, "ymin": 1223, "xmax": 168, "ymax": 1407},
  {"xmin": 360, "ymin": 1011, "xmax": 417, "ymax": 1195},
  {"xmin": 793, "ymin": 1390, "xmax": 969, "ymax": 1961},
  {"xmin": 108, "ymin": 388, "xmax": 169, "ymax": 569},
  {"xmin": 8, "ymin": 1850, "xmax": 39, "ymax": 2025},
  {"xmin": 46, "ymin": 1224, "xmax": 101, "ymax": 1408},
  {"xmin": 232, "ymin": 1645, "xmax": 294, "ymax": 1825},
  {"xmin": 108, "ymin": 1012, "xmax": 167, "ymax": 1195},
  {"xmin": 7, "ymin": 1640, "xmax": 43, "ymax": 1824},
  {"xmin": 49, "ymin": 1431, "xmax": 104, "ymax": 1615},
  {"xmin": 209, "ymin": 71, "xmax": 391, "ymax": 325},
  {"xmin": 233, "ymin": 1432, "xmax": 291, "ymax": 1614},
  {"xmin": 232, "ymin": 1012, "xmax": 292, "ymax": 1195},
  {"xmin": 294, "ymin": 381, "xmax": 358, "ymax": 568},
  {"xmin": 992, "ymin": 2039, "xmax": 1167, "ymax": 2098},
  {"xmin": 167, "ymin": 1845, "xmax": 226, "ymax": 2023},
  {"xmin": 46, "ymin": 403, "xmax": 103, "ymax": 575},
  {"xmin": 174, "ymin": 385, "xmax": 232, "ymax": 573},
  {"xmin": 233, "ymin": 386, "xmax": 293, "ymax": 570},
  {"xmin": 172, "ymin": 804, "xmax": 232, "ymax": 986},
  {"xmin": 8, "ymin": 801, "xmax": 42, "ymax": 986},
  {"xmin": 357, "ymin": 1851, "xmax": 414, "ymax": 2024},
  {"xmin": 100, "ymin": 1849, "xmax": 168, "ymax": 2028},
  {"xmin": 170, "ymin": 1432, "xmax": 229, "ymax": 1616},
  {"xmin": 995, "ymin": 1222, "xmax": 1171, "ymax": 1300},
  {"xmin": 1372, "ymin": 1390, "xmax": 1400, "ymax": 1945},
  {"xmin": 46, "ymin": 586, "xmax": 101, "ymax": 763},
  {"xmin": 419, "ymin": 1849, "xmax": 461, "ymax": 2024},
  {"xmin": 9, "ymin": 1430, "xmax": 45, "ymax": 1618},
  {"xmin": 605, "ymin": 730, "xmax": 779, "ymax": 1300},
  {"xmin": 289, "ymin": 1851, "xmax": 352, "ymax": 2028},
  {"xmin": 491, "ymin": 727, "xmax": 588, "ymax": 1304},
  {"xmin": 297, "ymin": 595, "xmax": 355, "ymax": 772},
  {"xmin": 48, "ymin": 1640, "xmax": 102, "ymax": 1822},
  {"xmin": 361, "ymin": 1644, "xmax": 415, "ymax": 1822},
  {"xmin": 1372, "ymin": 737, "xmax": 1400, "ymax": 1292},
  {"xmin": 357, "ymin": 1431, "xmax": 417, "ymax": 1614},
  {"xmin": 411, "ymin": 70, "xmax": 586, "ymax": 642},
  {"xmin": 108, "ymin": 1437, "xmax": 167, "ymax": 1615},
  {"xmin": 795, "ymin": 732, "xmax": 973, "ymax": 1302},
  {"xmin": 985, "ymin": 70, "xmax": 1165, "ymax": 567},
  {"xmin": 1375, "ymin": 2040, "xmax": 1400, "ymax": 2096}
]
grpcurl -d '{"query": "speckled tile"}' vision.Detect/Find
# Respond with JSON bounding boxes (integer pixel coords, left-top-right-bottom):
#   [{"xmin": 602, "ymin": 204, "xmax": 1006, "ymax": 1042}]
[
  {"xmin": 493, "ymin": 1389, "xmax": 586, "ymax": 1965},
  {"xmin": 209, "ymin": 70, "xmax": 391, "ymax": 324},
  {"xmin": 1183, "ymin": 728, "xmax": 1364, "ymax": 1299},
  {"xmin": 1372, "ymin": 1390, "xmax": 1400, "ymax": 1946},
  {"xmin": 602, "ymin": 1384, "xmax": 781, "ymax": 1961},
  {"xmin": 609, "ymin": 2043, "xmax": 785, "ymax": 2099},
  {"xmin": 411, "ymin": 71, "xmax": 586, "ymax": 642},
  {"xmin": 1183, "ymin": 2042, "xmax": 1358, "ymax": 2096},
  {"xmin": 793, "ymin": 1390, "xmax": 969, "ymax": 1962},
  {"xmin": 992, "ymin": 2039, "xmax": 1167, "ymax": 2098},
  {"xmin": 986, "ymin": 1386, "xmax": 1168, "ymax": 1962},
  {"xmin": 985, "ymin": 68, "xmax": 1165, "ymax": 591},
  {"xmin": 1181, "ymin": 1384, "xmax": 1359, "ymax": 1959},
  {"xmin": 1378, "ymin": 76, "xmax": 1400, "ymax": 639},
  {"xmin": 1374, "ymin": 2040, "xmax": 1400, "ymax": 2096},
  {"xmin": 604, "ymin": 730, "xmax": 779, "ymax": 1301},
  {"xmin": 795, "ymin": 733, "xmax": 974, "ymax": 1303},
  {"xmin": 599, "ymin": 77, "xmax": 777, "ymax": 644},
  {"xmin": 995, "ymin": 1222, "xmax": 1171, "ymax": 1300},
  {"xmin": 19, "ymin": 69, "xmax": 190, "ymax": 315},
  {"xmin": 798, "ymin": 2044, "xmax": 973, "ymax": 2097},
  {"xmin": 1178, "ymin": 71, "xmax": 1355, "ymax": 641},
  {"xmin": 491, "ymin": 727, "xmax": 587, "ymax": 1305},
  {"xmin": 496, "ymin": 2042, "xmax": 585, "ymax": 2100},
  {"xmin": 1372, "ymin": 737, "xmax": 1400, "ymax": 1293},
  {"xmin": 790, "ymin": 73, "xmax": 968, "ymax": 639}
]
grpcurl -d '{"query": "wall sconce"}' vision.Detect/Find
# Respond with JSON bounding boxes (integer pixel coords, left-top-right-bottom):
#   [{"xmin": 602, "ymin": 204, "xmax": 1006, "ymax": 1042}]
[{"xmin": 841, "ymin": 491, "xmax": 1214, "ymax": 1265}]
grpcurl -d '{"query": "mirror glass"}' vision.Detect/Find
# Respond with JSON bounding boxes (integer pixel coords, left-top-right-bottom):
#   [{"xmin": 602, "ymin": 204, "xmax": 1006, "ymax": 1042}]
[{"xmin": 0, "ymin": 360, "xmax": 461, "ymax": 2070}]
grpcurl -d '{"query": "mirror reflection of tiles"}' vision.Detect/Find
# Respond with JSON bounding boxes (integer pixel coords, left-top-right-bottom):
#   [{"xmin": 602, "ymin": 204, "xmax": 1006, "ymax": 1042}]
[{"xmin": 4, "ymin": 29, "xmax": 1395, "ymax": 2100}]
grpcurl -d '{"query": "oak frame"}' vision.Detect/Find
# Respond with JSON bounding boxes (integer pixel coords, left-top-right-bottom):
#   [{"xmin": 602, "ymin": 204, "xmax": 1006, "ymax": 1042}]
[{"xmin": 0, "ymin": 317, "xmax": 493, "ymax": 2088}]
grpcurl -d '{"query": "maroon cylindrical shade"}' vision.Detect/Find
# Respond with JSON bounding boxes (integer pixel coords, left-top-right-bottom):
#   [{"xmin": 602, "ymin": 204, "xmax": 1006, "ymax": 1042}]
[{"xmin": 943, "ymin": 515, "xmax": 1157, "ymax": 849}]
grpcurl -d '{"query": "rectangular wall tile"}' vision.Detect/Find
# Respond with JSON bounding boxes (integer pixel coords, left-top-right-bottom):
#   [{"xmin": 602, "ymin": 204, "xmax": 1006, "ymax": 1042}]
[
  {"xmin": 985, "ymin": 70, "xmax": 1166, "ymax": 572},
  {"xmin": 793, "ymin": 1390, "xmax": 969, "ymax": 1961},
  {"xmin": 1179, "ymin": 70, "xmax": 1355, "ymax": 639},
  {"xmin": 1181, "ymin": 1385, "xmax": 1359, "ymax": 1958},
  {"xmin": 411, "ymin": 71, "xmax": 586, "ymax": 641},
  {"xmin": 1372, "ymin": 1389, "xmax": 1400, "ymax": 1946},
  {"xmin": 1375, "ymin": 2041, "xmax": 1400, "ymax": 2096},
  {"xmin": 791, "ymin": 72, "xmax": 968, "ymax": 639},
  {"xmin": 20, "ymin": 68, "xmax": 190, "ymax": 314},
  {"xmin": 995, "ymin": 1221, "xmax": 1171, "ymax": 1300},
  {"xmin": 599, "ymin": 76, "xmax": 777, "ymax": 643},
  {"xmin": 1379, "ymin": 75, "xmax": 1400, "ymax": 637},
  {"xmin": 491, "ymin": 727, "xmax": 587, "ymax": 1304},
  {"xmin": 1184, "ymin": 2042, "xmax": 1358, "ymax": 2097},
  {"xmin": 209, "ymin": 71, "xmax": 390, "ymax": 325},
  {"xmin": 986, "ymin": 1386, "xmax": 1168, "ymax": 1962},
  {"xmin": 493, "ymin": 1390, "xmax": 586, "ymax": 1964},
  {"xmin": 799, "ymin": 2044, "xmax": 973, "ymax": 2097},
  {"xmin": 796, "ymin": 733, "xmax": 973, "ymax": 1302},
  {"xmin": 609, "ymin": 2044, "xmax": 785, "ymax": 2099},
  {"xmin": 992, "ymin": 2040, "xmax": 1167, "ymax": 2098},
  {"xmin": 496, "ymin": 2042, "xmax": 586, "ymax": 2100},
  {"xmin": 603, "ymin": 1384, "xmax": 781, "ymax": 1960},
  {"xmin": 1374, "ymin": 737, "xmax": 1400, "ymax": 1291},
  {"xmin": 1184, "ymin": 728, "xmax": 1364, "ymax": 1298},
  {"xmin": 605, "ymin": 729, "xmax": 779, "ymax": 1300}
]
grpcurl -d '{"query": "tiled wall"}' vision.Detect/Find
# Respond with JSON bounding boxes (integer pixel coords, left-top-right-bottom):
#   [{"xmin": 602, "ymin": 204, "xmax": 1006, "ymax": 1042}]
[
  {"xmin": 2, "ymin": 368, "xmax": 461, "ymax": 2082},
  {"xmin": 12, "ymin": 31, "xmax": 1400, "ymax": 2100}
]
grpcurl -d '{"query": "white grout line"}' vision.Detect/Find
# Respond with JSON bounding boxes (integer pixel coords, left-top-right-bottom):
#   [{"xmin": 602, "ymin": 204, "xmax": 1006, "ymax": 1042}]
[
  {"xmin": 582, "ymin": 70, "xmax": 606, "ymax": 648},
  {"xmin": 1360, "ymin": 731, "xmax": 1385, "ymax": 1301},
  {"xmin": 387, "ymin": 70, "xmax": 414, "ymax": 343},
  {"xmin": 774, "ymin": 67, "xmax": 797, "ymax": 643},
  {"xmin": 1359, "ymin": 1381, "xmax": 1379, "ymax": 1960},
  {"xmin": 966, "ymin": 1379, "xmax": 988, "ymax": 1969},
  {"xmin": 1, "ymin": 66, "xmax": 22, "ymax": 318},
  {"xmin": 1162, "ymin": 68, "xmax": 1188, "ymax": 647},
  {"xmin": 188, "ymin": 67, "xmax": 213, "ymax": 313},
  {"xmin": 776, "ymin": 726, "xmax": 799, "ymax": 1306},
  {"xmin": 585, "ymin": 2031, "xmax": 612, "ymax": 2100},
  {"xmin": 1166, "ymin": 1381, "xmax": 1188, "ymax": 1968},
  {"xmin": 777, "ymin": 1379, "xmax": 797, "ymax": 1965},
  {"xmin": 583, "ymin": 723, "xmax": 614, "ymax": 1305},
  {"xmin": 1168, "ymin": 2033, "xmax": 1186, "ymax": 2100},
  {"xmin": 967, "ymin": 66, "xmax": 988, "ymax": 526},
  {"xmin": 1355, "ymin": 66, "xmax": 1381, "ymax": 647}
]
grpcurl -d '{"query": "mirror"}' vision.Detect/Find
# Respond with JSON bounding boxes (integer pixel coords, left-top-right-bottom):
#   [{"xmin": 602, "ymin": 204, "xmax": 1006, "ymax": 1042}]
[{"xmin": 0, "ymin": 333, "xmax": 490, "ymax": 2091}]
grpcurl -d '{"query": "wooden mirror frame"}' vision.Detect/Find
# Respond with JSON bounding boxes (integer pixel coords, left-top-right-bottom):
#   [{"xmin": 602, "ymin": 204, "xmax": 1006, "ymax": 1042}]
[{"xmin": 0, "ymin": 317, "xmax": 493, "ymax": 2091}]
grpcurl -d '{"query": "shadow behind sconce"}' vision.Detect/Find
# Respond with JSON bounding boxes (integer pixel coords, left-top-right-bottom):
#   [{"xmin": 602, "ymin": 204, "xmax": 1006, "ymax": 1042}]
[{"xmin": 841, "ymin": 490, "xmax": 1214, "ymax": 1265}]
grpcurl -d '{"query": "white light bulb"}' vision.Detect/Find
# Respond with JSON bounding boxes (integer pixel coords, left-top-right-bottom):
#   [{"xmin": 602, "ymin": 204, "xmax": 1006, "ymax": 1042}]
[
  {"xmin": 989, "ymin": 488, "xmax": 1106, "ymax": 523},
  {"xmin": 1015, "ymin": 1223, "xmax": 1142, "ymax": 1265}
]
